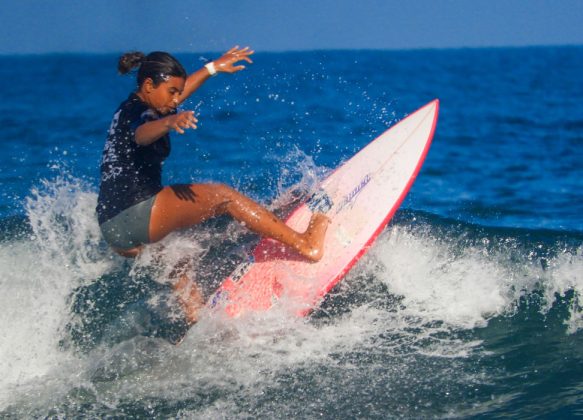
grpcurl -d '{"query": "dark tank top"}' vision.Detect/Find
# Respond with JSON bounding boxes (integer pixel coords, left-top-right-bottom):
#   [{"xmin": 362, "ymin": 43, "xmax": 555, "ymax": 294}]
[{"xmin": 96, "ymin": 93, "xmax": 171, "ymax": 225}]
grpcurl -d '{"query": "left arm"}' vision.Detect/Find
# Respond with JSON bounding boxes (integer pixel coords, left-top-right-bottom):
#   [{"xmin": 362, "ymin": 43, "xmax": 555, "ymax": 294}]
[
  {"xmin": 178, "ymin": 46, "xmax": 254, "ymax": 105},
  {"xmin": 135, "ymin": 111, "xmax": 198, "ymax": 146}
]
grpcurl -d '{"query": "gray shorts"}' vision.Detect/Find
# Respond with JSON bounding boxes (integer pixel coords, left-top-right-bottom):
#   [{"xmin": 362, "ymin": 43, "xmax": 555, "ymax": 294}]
[{"xmin": 99, "ymin": 195, "xmax": 157, "ymax": 250}]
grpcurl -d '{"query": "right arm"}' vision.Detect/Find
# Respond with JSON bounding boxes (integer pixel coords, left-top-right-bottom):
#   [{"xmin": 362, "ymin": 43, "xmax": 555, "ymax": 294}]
[{"xmin": 135, "ymin": 46, "xmax": 253, "ymax": 145}]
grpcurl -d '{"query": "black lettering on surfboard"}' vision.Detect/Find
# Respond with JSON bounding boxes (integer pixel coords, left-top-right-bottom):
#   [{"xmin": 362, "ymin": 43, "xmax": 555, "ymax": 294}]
[
  {"xmin": 230, "ymin": 256, "xmax": 255, "ymax": 283},
  {"xmin": 209, "ymin": 290, "xmax": 227, "ymax": 308},
  {"xmin": 307, "ymin": 189, "xmax": 334, "ymax": 214},
  {"xmin": 335, "ymin": 173, "xmax": 372, "ymax": 214}
]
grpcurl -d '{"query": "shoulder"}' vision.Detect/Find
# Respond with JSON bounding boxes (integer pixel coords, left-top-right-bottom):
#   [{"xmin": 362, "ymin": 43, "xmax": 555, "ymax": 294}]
[
  {"xmin": 119, "ymin": 93, "xmax": 148, "ymax": 116},
  {"xmin": 114, "ymin": 93, "xmax": 154, "ymax": 129},
  {"xmin": 139, "ymin": 108, "xmax": 160, "ymax": 123}
]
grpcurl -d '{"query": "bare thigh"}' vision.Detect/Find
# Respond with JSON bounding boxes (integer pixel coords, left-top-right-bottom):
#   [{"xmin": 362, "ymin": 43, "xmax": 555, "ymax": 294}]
[
  {"xmin": 148, "ymin": 183, "xmax": 328, "ymax": 262},
  {"xmin": 149, "ymin": 183, "xmax": 236, "ymax": 243}
]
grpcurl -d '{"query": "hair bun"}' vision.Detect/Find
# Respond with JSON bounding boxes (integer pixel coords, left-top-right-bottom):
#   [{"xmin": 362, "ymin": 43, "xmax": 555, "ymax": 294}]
[{"xmin": 118, "ymin": 51, "xmax": 146, "ymax": 75}]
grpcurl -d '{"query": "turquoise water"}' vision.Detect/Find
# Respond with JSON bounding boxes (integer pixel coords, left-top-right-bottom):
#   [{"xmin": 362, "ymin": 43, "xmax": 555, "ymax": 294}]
[{"xmin": 0, "ymin": 47, "xmax": 582, "ymax": 417}]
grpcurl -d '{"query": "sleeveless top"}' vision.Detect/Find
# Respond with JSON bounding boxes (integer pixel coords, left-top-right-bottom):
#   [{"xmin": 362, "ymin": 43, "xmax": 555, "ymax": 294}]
[{"xmin": 96, "ymin": 93, "xmax": 172, "ymax": 225}]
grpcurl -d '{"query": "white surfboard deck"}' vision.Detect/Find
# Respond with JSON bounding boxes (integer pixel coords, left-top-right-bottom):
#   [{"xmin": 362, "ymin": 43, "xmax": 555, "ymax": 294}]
[{"xmin": 209, "ymin": 99, "xmax": 439, "ymax": 318}]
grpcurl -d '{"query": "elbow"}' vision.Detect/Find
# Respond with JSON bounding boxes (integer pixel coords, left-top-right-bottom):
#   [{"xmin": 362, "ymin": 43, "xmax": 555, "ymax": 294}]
[
  {"xmin": 134, "ymin": 128, "xmax": 150, "ymax": 146},
  {"xmin": 134, "ymin": 135, "xmax": 148, "ymax": 146}
]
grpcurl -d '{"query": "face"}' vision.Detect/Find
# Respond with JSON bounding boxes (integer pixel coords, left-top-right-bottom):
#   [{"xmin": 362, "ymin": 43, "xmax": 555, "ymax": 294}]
[{"xmin": 141, "ymin": 76, "xmax": 185, "ymax": 115}]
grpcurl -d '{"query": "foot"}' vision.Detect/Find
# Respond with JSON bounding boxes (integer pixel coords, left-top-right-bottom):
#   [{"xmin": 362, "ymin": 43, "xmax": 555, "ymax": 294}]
[{"xmin": 298, "ymin": 213, "xmax": 330, "ymax": 262}]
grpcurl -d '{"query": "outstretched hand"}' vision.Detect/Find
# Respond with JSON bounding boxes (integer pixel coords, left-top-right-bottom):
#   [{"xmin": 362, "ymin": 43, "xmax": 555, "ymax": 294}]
[
  {"xmin": 166, "ymin": 111, "xmax": 198, "ymax": 134},
  {"xmin": 214, "ymin": 46, "xmax": 254, "ymax": 74}
]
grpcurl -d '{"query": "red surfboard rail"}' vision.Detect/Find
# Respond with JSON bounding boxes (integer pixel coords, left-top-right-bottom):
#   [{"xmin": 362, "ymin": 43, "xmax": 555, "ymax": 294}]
[{"xmin": 211, "ymin": 99, "xmax": 440, "ymax": 318}]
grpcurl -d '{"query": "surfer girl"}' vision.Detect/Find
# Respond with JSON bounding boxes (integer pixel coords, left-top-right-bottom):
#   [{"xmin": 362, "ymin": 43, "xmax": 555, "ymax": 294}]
[{"xmin": 97, "ymin": 47, "xmax": 329, "ymax": 322}]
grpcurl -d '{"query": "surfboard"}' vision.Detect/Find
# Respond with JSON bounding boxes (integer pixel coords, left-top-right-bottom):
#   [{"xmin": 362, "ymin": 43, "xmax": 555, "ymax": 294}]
[{"xmin": 210, "ymin": 99, "xmax": 439, "ymax": 318}]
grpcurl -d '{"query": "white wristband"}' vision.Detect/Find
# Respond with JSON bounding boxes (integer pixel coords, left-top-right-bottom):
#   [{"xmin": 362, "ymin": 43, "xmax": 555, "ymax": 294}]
[{"xmin": 205, "ymin": 62, "xmax": 217, "ymax": 76}]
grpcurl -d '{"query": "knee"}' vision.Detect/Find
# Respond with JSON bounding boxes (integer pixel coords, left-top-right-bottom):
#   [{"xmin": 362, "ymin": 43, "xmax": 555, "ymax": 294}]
[
  {"xmin": 113, "ymin": 246, "xmax": 143, "ymax": 258},
  {"xmin": 208, "ymin": 183, "xmax": 243, "ymax": 215}
]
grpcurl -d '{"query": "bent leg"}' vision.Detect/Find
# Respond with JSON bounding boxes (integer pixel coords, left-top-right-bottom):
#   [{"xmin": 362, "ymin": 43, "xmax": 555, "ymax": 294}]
[
  {"xmin": 169, "ymin": 258, "xmax": 204, "ymax": 325},
  {"xmin": 149, "ymin": 184, "xmax": 329, "ymax": 261}
]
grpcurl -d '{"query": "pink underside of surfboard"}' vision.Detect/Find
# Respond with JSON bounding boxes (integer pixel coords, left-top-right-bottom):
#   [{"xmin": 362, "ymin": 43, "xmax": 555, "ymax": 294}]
[{"xmin": 211, "ymin": 99, "xmax": 440, "ymax": 318}]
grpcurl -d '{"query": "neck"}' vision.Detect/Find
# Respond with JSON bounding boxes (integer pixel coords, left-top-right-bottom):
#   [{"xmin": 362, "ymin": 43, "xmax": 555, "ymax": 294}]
[
  {"xmin": 135, "ymin": 91, "xmax": 159, "ymax": 114},
  {"xmin": 135, "ymin": 90, "xmax": 148, "ymax": 104}
]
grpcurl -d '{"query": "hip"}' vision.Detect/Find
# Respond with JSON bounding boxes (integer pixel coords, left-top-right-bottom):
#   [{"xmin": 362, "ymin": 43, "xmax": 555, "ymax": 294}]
[{"xmin": 99, "ymin": 194, "xmax": 157, "ymax": 250}]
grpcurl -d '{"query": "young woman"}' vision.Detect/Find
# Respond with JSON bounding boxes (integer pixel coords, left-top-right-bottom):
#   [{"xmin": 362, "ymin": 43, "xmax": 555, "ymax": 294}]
[{"xmin": 97, "ymin": 47, "xmax": 329, "ymax": 323}]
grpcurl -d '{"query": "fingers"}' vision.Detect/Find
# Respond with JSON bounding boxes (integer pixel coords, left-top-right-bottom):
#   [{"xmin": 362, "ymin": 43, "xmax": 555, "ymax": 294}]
[
  {"xmin": 216, "ymin": 65, "xmax": 246, "ymax": 74},
  {"xmin": 184, "ymin": 112, "xmax": 198, "ymax": 129},
  {"xmin": 235, "ymin": 46, "xmax": 252, "ymax": 55},
  {"xmin": 223, "ymin": 46, "xmax": 254, "ymax": 61},
  {"xmin": 179, "ymin": 111, "xmax": 198, "ymax": 129},
  {"xmin": 213, "ymin": 46, "xmax": 255, "ymax": 75},
  {"xmin": 236, "ymin": 47, "xmax": 254, "ymax": 60},
  {"xmin": 226, "ymin": 45, "xmax": 252, "ymax": 54},
  {"xmin": 171, "ymin": 111, "xmax": 198, "ymax": 134}
]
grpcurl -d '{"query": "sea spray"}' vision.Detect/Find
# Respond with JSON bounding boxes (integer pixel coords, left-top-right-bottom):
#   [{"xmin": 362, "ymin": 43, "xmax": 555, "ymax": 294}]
[
  {"xmin": 2, "ymin": 198, "xmax": 581, "ymax": 417},
  {"xmin": 0, "ymin": 176, "xmax": 113, "ymax": 409},
  {"xmin": 368, "ymin": 217, "xmax": 583, "ymax": 335}
]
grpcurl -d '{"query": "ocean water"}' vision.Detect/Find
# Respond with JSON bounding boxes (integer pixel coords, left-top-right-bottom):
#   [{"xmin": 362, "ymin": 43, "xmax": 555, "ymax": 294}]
[{"xmin": 0, "ymin": 47, "xmax": 582, "ymax": 418}]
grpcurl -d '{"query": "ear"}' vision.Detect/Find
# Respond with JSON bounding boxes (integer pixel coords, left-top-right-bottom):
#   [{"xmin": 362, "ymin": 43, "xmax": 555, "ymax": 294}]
[{"xmin": 143, "ymin": 78, "xmax": 155, "ymax": 93}]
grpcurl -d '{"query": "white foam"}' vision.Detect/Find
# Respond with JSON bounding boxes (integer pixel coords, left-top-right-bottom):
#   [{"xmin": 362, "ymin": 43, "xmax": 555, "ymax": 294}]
[
  {"xmin": 0, "ymin": 177, "xmax": 114, "ymax": 409},
  {"xmin": 25, "ymin": 177, "xmax": 113, "ymax": 281},
  {"xmin": 544, "ymin": 246, "xmax": 583, "ymax": 334},
  {"xmin": 131, "ymin": 232, "xmax": 207, "ymax": 286},
  {"xmin": 2, "ymin": 175, "xmax": 581, "ymax": 416},
  {"xmin": 369, "ymin": 226, "xmax": 514, "ymax": 330},
  {"xmin": 362, "ymin": 224, "xmax": 583, "ymax": 336}
]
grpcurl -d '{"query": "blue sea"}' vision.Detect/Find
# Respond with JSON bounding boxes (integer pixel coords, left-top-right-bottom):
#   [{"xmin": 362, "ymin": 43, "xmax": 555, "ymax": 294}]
[{"xmin": 1, "ymin": 47, "xmax": 582, "ymax": 418}]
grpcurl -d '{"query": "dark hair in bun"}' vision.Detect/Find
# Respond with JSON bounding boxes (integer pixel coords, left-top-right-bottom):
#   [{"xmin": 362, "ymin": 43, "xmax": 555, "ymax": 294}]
[
  {"xmin": 117, "ymin": 51, "xmax": 187, "ymax": 87},
  {"xmin": 118, "ymin": 51, "xmax": 146, "ymax": 74}
]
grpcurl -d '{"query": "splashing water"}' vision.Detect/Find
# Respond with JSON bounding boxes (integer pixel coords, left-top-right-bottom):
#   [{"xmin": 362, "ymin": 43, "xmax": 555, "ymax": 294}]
[
  {"xmin": 1, "ymin": 176, "xmax": 581, "ymax": 417},
  {"xmin": 0, "ymin": 176, "xmax": 112, "ymax": 407}
]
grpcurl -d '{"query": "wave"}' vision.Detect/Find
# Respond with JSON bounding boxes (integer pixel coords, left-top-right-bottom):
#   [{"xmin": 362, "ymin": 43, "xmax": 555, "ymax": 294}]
[
  {"xmin": 0, "ymin": 175, "xmax": 581, "ymax": 417},
  {"xmin": 363, "ymin": 210, "xmax": 582, "ymax": 331}
]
